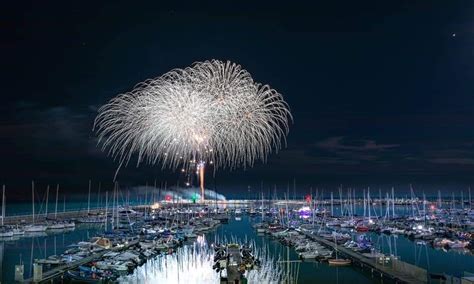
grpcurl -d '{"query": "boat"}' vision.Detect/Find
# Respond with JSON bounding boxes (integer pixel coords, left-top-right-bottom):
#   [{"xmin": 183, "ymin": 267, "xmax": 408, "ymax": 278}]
[
  {"xmin": 25, "ymin": 182, "xmax": 47, "ymax": 233},
  {"xmin": 356, "ymin": 225, "xmax": 369, "ymax": 232},
  {"xmin": 24, "ymin": 224, "xmax": 47, "ymax": 233},
  {"xmin": 47, "ymin": 222, "xmax": 65, "ymax": 230},
  {"xmin": 328, "ymin": 258, "xmax": 352, "ymax": 266},
  {"xmin": 63, "ymin": 221, "xmax": 76, "ymax": 228},
  {"xmin": 327, "ymin": 235, "xmax": 351, "ymax": 266},
  {"xmin": 0, "ymin": 228, "xmax": 13, "ymax": 238},
  {"xmin": 65, "ymin": 270, "xmax": 108, "ymax": 283},
  {"xmin": 0, "ymin": 186, "xmax": 13, "ymax": 237},
  {"xmin": 12, "ymin": 226, "xmax": 24, "ymax": 235}
]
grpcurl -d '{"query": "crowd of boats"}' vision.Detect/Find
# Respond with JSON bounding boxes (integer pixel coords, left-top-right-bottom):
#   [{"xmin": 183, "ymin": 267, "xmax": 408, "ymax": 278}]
[
  {"xmin": 24, "ymin": 205, "xmax": 228, "ymax": 282},
  {"xmin": 2, "ymin": 181, "xmax": 474, "ymax": 282}
]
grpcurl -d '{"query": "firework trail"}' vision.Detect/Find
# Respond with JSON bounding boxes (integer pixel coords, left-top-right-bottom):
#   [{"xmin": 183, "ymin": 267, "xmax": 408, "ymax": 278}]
[{"xmin": 94, "ymin": 60, "xmax": 292, "ymax": 179}]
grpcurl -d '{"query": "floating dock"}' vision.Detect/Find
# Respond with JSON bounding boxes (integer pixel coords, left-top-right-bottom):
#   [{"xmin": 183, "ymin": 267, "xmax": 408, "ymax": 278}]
[
  {"xmin": 303, "ymin": 232, "xmax": 427, "ymax": 284},
  {"xmin": 22, "ymin": 239, "xmax": 139, "ymax": 283}
]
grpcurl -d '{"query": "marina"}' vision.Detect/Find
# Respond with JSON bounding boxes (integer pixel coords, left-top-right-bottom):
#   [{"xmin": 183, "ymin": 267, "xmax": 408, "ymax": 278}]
[{"xmin": 0, "ymin": 188, "xmax": 473, "ymax": 283}]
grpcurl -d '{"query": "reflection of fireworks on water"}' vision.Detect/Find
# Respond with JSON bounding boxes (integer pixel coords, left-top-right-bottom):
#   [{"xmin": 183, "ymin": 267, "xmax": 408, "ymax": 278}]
[{"xmin": 119, "ymin": 236, "xmax": 283, "ymax": 284}]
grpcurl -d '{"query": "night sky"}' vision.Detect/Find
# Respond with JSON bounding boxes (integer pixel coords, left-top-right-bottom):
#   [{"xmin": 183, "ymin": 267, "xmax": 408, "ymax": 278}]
[{"xmin": 2, "ymin": 1, "xmax": 474, "ymax": 198}]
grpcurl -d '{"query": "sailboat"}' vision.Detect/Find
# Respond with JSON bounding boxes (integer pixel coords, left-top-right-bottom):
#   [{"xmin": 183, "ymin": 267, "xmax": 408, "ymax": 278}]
[
  {"xmin": 48, "ymin": 185, "xmax": 75, "ymax": 229},
  {"xmin": 0, "ymin": 185, "xmax": 14, "ymax": 238},
  {"xmin": 24, "ymin": 181, "xmax": 47, "ymax": 233},
  {"xmin": 328, "ymin": 236, "xmax": 351, "ymax": 266}
]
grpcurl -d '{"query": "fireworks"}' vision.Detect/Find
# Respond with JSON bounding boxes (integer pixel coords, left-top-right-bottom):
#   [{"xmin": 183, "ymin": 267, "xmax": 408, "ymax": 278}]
[{"xmin": 94, "ymin": 60, "xmax": 292, "ymax": 178}]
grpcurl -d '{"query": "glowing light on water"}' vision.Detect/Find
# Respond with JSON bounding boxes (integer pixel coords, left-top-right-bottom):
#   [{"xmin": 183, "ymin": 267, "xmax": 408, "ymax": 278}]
[{"xmin": 119, "ymin": 236, "xmax": 283, "ymax": 284}]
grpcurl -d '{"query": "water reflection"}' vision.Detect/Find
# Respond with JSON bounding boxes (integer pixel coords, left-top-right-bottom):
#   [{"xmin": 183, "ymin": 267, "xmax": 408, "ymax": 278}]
[{"xmin": 120, "ymin": 235, "xmax": 283, "ymax": 284}]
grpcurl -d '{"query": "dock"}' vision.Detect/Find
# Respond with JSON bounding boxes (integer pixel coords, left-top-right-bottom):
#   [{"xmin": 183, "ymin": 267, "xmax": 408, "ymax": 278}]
[
  {"xmin": 22, "ymin": 239, "xmax": 139, "ymax": 283},
  {"xmin": 304, "ymin": 232, "xmax": 427, "ymax": 284}
]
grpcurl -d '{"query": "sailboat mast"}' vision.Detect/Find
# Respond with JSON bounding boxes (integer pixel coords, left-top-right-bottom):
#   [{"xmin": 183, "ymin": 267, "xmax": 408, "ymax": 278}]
[
  {"xmin": 363, "ymin": 189, "xmax": 366, "ymax": 218},
  {"xmin": 97, "ymin": 182, "xmax": 101, "ymax": 210},
  {"xmin": 87, "ymin": 180, "xmax": 91, "ymax": 215},
  {"xmin": 330, "ymin": 192, "xmax": 334, "ymax": 216},
  {"xmin": 105, "ymin": 191, "xmax": 108, "ymax": 231},
  {"xmin": 2, "ymin": 185, "xmax": 5, "ymax": 226},
  {"xmin": 438, "ymin": 190, "xmax": 442, "ymax": 208},
  {"xmin": 45, "ymin": 185, "xmax": 49, "ymax": 218},
  {"xmin": 469, "ymin": 187, "xmax": 472, "ymax": 210},
  {"xmin": 32, "ymin": 181, "xmax": 35, "ymax": 225},
  {"xmin": 339, "ymin": 186, "xmax": 343, "ymax": 216},
  {"xmin": 55, "ymin": 184, "xmax": 59, "ymax": 219},
  {"xmin": 379, "ymin": 188, "xmax": 382, "ymax": 217},
  {"xmin": 391, "ymin": 187, "xmax": 395, "ymax": 218}
]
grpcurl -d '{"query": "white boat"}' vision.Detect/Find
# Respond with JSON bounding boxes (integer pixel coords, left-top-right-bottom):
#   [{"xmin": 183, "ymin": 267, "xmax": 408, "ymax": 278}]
[
  {"xmin": 0, "ymin": 229, "xmax": 13, "ymax": 238},
  {"xmin": 63, "ymin": 221, "xmax": 75, "ymax": 228},
  {"xmin": 449, "ymin": 240, "xmax": 469, "ymax": 249},
  {"xmin": 47, "ymin": 223, "xmax": 65, "ymax": 230},
  {"xmin": 24, "ymin": 224, "xmax": 47, "ymax": 233},
  {"xmin": 25, "ymin": 182, "xmax": 47, "ymax": 233},
  {"xmin": 299, "ymin": 251, "xmax": 319, "ymax": 259},
  {"xmin": 12, "ymin": 227, "xmax": 24, "ymax": 235}
]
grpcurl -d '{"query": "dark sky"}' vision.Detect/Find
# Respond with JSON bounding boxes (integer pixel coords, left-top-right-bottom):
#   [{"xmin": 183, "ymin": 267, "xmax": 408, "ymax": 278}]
[{"xmin": 2, "ymin": 1, "xmax": 474, "ymax": 197}]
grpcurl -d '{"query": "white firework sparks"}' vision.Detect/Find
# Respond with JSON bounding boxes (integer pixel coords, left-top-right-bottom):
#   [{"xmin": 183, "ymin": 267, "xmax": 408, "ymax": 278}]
[
  {"xmin": 119, "ymin": 237, "xmax": 283, "ymax": 284},
  {"xmin": 94, "ymin": 60, "xmax": 292, "ymax": 177}
]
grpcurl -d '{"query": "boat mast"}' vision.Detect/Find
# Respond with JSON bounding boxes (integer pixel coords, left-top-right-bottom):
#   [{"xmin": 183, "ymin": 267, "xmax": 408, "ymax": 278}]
[
  {"xmin": 368, "ymin": 187, "xmax": 371, "ymax": 221},
  {"xmin": 144, "ymin": 183, "xmax": 148, "ymax": 219},
  {"xmin": 330, "ymin": 192, "xmax": 334, "ymax": 216},
  {"xmin": 31, "ymin": 181, "xmax": 35, "ymax": 225},
  {"xmin": 87, "ymin": 180, "xmax": 91, "ymax": 215},
  {"xmin": 379, "ymin": 188, "xmax": 382, "ymax": 217},
  {"xmin": 391, "ymin": 187, "xmax": 395, "ymax": 218},
  {"xmin": 293, "ymin": 178, "xmax": 296, "ymax": 201},
  {"xmin": 438, "ymin": 190, "xmax": 442, "ymax": 209},
  {"xmin": 45, "ymin": 185, "xmax": 49, "ymax": 219},
  {"xmin": 1, "ymin": 185, "xmax": 5, "ymax": 226},
  {"xmin": 97, "ymin": 182, "xmax": 101, "ymax": 211},
  {"xmin": 105, "ymin": 191, "xmax": 108, "ymax": 231},
  {"xmin": 112, "ymin": 183, "xmax": 116, "ymax": 230},
  {"xmin": 363, "ymin": 189, "xmax": 366, "ymax": 219},
  {"xmin": 54, "ymin": 184, "xmax": 59, "ymax": 220},
  {"xmin": 339, "ymin": 186, "xmax": 343, "ymax": 216},
  {"xmin": 469, "ymin": 186, "xmax": 472, "ymax": 210},
  {"xmin": 116, "ymin": 183, "xmax": 119, "ymax": 229}
]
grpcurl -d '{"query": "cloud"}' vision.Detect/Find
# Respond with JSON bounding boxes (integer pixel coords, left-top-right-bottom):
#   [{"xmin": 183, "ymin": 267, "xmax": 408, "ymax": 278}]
[
  {"xmin": 316, "ymin": 136, "xmax": 399, "ymax": 151},
  {"xmin": 428, "ymin": 158, "xmax": 474, "ymax": 165}
]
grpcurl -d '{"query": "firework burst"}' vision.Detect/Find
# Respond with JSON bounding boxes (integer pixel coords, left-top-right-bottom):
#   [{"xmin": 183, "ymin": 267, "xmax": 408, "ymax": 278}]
[{"xmin": 94, "ymin": 60, "xmax": 292, "ymax": 179}]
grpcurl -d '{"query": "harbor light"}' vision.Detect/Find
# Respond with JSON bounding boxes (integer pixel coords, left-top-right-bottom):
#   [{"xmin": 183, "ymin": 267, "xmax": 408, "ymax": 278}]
[{"xmin": 298, "ymin": 206, "xmax": 311, "ymax": 219}]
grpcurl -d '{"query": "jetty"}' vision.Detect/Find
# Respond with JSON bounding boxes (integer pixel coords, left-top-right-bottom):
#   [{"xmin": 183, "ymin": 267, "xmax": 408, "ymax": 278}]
[
  {"xmin": 22, "ymin": 239, "xmax": 140, "ymax": 283},
  {"xmin": 224, "ymin": 245, "xmax": 243, "ymax": 283},
  {"xmin": 303, "ymin": 232, "xmax": 427, "ymax": 284}
]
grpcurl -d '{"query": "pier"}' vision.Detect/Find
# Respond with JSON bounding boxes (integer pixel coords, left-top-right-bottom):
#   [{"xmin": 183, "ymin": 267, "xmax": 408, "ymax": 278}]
[
  {"xmin": 22, "ymin": 239, "xmax": 140, "ymax": 283},
  {"xmin": 303, "ymin": 232, "xmax": 427, "ymax": 284},
  {"xmin": 224, "ymin": 245, "xmax": 243, "ymax": 283}
]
